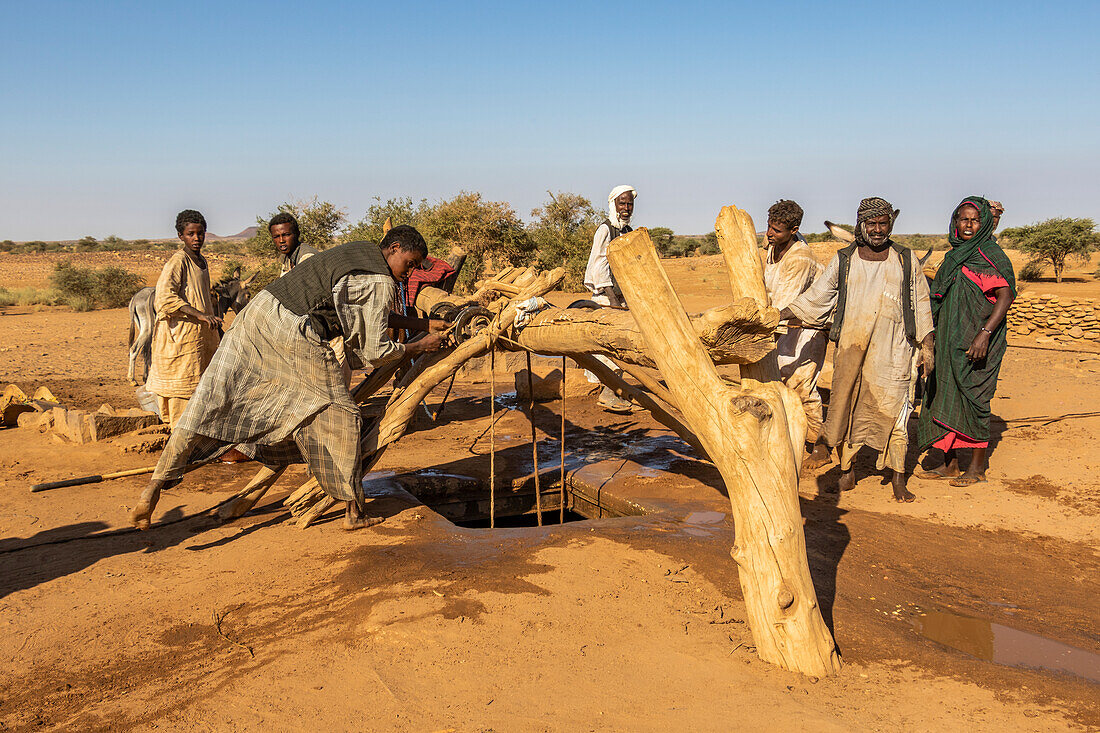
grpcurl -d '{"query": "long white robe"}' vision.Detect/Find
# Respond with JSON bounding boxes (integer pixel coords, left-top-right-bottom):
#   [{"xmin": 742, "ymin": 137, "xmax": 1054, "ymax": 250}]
[
  {"xmin": 763, "ymin": 240, "xmax": 828, "ymax": 442},
  {"xmin": 788, "ymin": 248, "xmax": 933, "ymax": 471}
]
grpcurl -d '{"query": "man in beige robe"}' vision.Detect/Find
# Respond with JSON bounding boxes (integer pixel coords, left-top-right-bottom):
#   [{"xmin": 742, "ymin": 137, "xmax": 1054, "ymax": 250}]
[
  {"xmin": 761, "ymin": 200, "xmax": 828, "ymax": 461},
  {"xmin": 144, "ymin": 210, "xmax": 221, "ymax": 427},
  {"xmin": 783, "ymin": 197, "xmax": 933, "ymax": 502}
]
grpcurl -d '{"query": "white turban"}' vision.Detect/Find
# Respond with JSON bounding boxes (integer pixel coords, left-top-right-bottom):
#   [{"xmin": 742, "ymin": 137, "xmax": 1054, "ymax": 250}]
[{"xmin": 608, "ymin": 185, "xmax": 637, "ymax": 229}]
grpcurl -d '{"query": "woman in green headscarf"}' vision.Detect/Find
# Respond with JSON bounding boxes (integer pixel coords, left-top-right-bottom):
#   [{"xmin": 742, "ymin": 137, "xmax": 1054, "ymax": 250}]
[{"xmin": 917, "ymin": 196, "xmax": 1016, "ymax": 486}]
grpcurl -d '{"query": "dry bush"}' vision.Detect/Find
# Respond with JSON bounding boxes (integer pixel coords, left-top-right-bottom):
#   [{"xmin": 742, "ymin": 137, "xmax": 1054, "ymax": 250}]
[{"xmin": 50, "ymin": 261, "xmax": 145, "ymax": 310}]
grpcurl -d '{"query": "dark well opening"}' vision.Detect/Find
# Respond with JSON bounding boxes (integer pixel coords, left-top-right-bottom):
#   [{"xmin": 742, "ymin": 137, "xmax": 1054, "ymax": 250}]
[
  {"xmin": 454, "ymin": 510, "xmax": 589, "ymax": 529},
  {"xmin": 391, "ymin": 467, "xmax": 646, "ymax": 528}
]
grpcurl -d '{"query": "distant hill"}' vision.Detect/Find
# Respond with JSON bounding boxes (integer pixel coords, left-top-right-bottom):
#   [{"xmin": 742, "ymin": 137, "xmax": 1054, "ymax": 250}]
[{"xmin": 203, "ymin": 226, "xmax": 255, "ymax": 242}]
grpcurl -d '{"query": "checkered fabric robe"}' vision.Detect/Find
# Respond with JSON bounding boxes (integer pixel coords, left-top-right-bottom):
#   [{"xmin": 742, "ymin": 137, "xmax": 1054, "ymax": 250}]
[{"xmin": 156, "ymin": 283, "xmax": 403, "ymax": 501}]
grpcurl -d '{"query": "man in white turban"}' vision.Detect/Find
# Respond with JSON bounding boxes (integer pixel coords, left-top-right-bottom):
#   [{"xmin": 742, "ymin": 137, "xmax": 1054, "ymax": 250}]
[{"xmin": 582, "ymin": 185, "xmax": 637, "ymax": 413}]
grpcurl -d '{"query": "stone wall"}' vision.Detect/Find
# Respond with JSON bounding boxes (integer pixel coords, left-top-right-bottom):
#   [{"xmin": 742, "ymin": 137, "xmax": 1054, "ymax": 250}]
[{"xmin": 1007, "ymin": 293, "xmax": 1100, "ymax": 344}]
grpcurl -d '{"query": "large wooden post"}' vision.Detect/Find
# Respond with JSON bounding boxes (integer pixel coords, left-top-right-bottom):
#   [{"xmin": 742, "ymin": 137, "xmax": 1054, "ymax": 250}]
[
  {"xmin": 609, "ymin": 227, "xmax": 840, "ymax": 677},
  {"xmin": 714, "ymin": 206, "xmax": 781, "ymax": 382}
]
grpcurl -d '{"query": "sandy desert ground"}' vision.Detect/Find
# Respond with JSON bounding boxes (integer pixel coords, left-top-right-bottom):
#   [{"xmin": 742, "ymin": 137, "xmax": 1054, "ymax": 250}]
[{"xmin": 0, "ymin": 247, "xmax": 1098, "ymax": 731}]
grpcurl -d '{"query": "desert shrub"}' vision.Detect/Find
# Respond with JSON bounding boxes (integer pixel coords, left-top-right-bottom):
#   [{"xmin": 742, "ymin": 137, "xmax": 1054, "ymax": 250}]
[
  {"xmin": 528, "ymin": 192, "xmax": 601, "ymax": 291},
  {"xmin": 897, "ymin": 233, "xmax": 950, "ymax": 251},
  {"xmin": 341, "ymin": 196, "xmax": 431, "ymax": 245},
  {"xmin": 1018, "ymin": 260, "xmax": 1046, "ymax": 282},
  {"xmin": 649, "ymin": 227, "xmax": 675, "ymax": 256},
  {"xmin": 205, "ymin": 239, "xmax": 247, "ymax": 255},
  {"xmin": 248, "ymin": 261, "xmax": 281, "ymax": 291},
  {"xmin": 0, "ymin": 240, "xmax": 14, "ymax": 252},
  {"xmin": 51, "ymin": 261, "xmax": 96, "ymax": 299},
  {"xmin": 50, "ymin": 261, "xmax": 144, "ymax": 310},
  {"xmin": 66, "ymin": 295, "xmax": 96, "ymax": 312},
  {"xmin": 93, "ymin": 266, "xmax": 145, "ymax": 307},
  {"xmin": 0, "ymin": 286, "xmax": 63, "ymax": 306}
]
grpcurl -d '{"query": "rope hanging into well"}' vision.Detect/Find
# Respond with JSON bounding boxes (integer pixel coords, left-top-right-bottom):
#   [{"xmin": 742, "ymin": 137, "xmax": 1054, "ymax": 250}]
[
  {"xmin": 560, "ymin": 355, "xmax": 566, "ymax": 524},
  {"xmin": 526, "ymin": 350, "xmax": 542, "ymax": 526},
  {"xmin": 489, "ymin": 347, "xmax": 496, "ymax": 529}
]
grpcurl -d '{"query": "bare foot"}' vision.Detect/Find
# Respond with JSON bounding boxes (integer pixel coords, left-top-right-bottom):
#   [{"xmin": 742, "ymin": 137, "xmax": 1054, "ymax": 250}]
[
  {"xmin": 130, "ymin": 501, "xmax": 153, "ymax": 530},
  {"xmin": 837, "ymin": 470, "xmax": 856, "ymax": 492},
  {"xmin": 892, "ymin": 472, "xmax": 916, "ymax": 502},
  {"xmin": 129, "ymin": 485, "xmax": 161, "ymax": 530},
  {"xmin": 949, "ymin": 473, "xmax": 986, "ymax": 487},
  {"xmin": 803, "ymin": 444, "xmax": 834, "ymax": 470},
  {"xmin": 343, "ymin": 499, "xmax": 384, "ymax": 531},
  {"xmin": 343, "ymin": 515, "xmax": 385, "ymax": 531}
]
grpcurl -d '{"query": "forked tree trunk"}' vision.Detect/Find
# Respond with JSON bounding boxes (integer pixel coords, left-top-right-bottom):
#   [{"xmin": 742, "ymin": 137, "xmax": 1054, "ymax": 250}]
[{"xmin": 608, "ymin": 227, "xmax": 841, "ymax": 677}]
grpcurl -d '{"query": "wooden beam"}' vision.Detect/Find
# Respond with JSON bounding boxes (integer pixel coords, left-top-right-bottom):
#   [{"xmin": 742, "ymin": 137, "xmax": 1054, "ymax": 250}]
[
  {"xmin": 608, "ymin": 226, "xmax": 840, "ymax": 677},
  {"xmin": 509, "ymin": 300, "xmax": 776, "ymax": 368},
  {"xmin": 715, "ymin": 206, "xmax": 780, "ymax": 382}
]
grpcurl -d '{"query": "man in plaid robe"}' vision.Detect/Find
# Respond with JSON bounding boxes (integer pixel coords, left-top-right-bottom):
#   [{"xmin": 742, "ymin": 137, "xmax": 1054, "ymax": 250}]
[{"xmin": 130, "ymin": 226, "xmax": 445, "ymax": 531}]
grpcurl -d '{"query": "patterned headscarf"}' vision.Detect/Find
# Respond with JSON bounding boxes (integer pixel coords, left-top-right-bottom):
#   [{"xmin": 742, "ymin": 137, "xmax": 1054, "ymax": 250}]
[
  {"xmin": 854, "ymin": 197, "xmax": 896, "ymax": 244},
  {"xmin": 929, "ymin": 195, "xmax": 1016, "ymax": 317}
]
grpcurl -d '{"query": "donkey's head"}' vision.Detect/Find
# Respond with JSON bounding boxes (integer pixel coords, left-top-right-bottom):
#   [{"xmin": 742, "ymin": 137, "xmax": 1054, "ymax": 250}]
[{"xmin": 212, "ymin": 267, "xmax": 258, "ymax": 318}]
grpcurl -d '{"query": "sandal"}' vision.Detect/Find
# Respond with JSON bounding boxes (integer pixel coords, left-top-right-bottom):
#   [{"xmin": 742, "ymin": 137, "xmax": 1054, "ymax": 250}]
[{"xmin": 948, "ymin": 474, "xmax": 986, "ymax": 487}]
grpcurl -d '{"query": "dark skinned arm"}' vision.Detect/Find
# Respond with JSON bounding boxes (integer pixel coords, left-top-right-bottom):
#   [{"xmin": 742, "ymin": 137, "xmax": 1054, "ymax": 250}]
[
  {"xmin": 778, "ymin": 307, "xmax": 802, "ymax": 328},
  {"xmin": 175, "ymin": 304, "xmax": 222, "ymax": 329},
  {"xmin": 966, "ymin": 286, "xmax": 1014, "ymax": 361},
  {"xmin": 387, "ymin": 313, "xmax": 447, "ymax": 333}
]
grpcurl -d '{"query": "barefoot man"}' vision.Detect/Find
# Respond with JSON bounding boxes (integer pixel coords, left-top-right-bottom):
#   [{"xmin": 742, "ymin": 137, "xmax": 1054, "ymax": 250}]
[
  {"xmin": 761, "ymin": 199, "xmax": 829, "ymax": 464},
  {"xmin": 781, "ymin": 197, "xmax": 934, "ymax": 502},
  {"xmin": 130, "ymin": 226, "xmax": 445, "ymax": 530}
]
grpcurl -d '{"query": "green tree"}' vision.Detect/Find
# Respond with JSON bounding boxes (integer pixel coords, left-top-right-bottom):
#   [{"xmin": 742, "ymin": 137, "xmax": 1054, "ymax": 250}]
[
  {"xmin": 0, "ymin": 240, "xmax": 14, "ymax": 252},
  {"xmin": 649, "ymin": 227, "xmax": 675, "ymax": 257},
  {"xmin": 247, "ymin": 197, "xmax": 347, "ymax": 258},
  {"xmin": 700, "ymin": 231, "xmax": 720, "ymax": 255},
  {"xmin": 1001, "ymin": 217, "xmax": 1098, "ymax": 283},
  {"xmin": 75, "ymin": 235, "xmax": 99, "ymax": 251},
  {"xmin": 101, "ymin": 235, "xmax": 127, "ymax": 250},
  {"xmin": 340, "ymin": 196, "xmax": 430, "ymax": 244},
  {"xmin": 420, "ymin": 191, "xmax": 531, "ymax": 289},
  {"xmin": 528, "ymin": 191, "xmax": 602, "ymax": 290}
]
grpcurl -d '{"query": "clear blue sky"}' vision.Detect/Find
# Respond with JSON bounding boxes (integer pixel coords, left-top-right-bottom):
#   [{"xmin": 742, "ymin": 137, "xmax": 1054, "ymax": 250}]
[{"xmin": 2, "ymin": 0, "xmax": 1097, "ymax": 240}]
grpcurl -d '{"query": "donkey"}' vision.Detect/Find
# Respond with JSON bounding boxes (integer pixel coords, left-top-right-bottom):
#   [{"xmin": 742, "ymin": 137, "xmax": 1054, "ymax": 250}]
[{"xmin": 127, "ymin": 268, "xmax": 257, "ymax": 385}]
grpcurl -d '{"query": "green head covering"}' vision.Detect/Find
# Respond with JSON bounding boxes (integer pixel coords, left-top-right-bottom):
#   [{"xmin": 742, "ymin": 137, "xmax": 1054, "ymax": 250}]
[{"xmin": 929, "ymin": 196, "xmax": 1016, "ymax": 317}]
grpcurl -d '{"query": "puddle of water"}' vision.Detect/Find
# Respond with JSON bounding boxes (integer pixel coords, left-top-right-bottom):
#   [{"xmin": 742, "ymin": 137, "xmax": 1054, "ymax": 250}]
[
  {"xmin": 684, "ymin": 511, "xmax": 726, "ymax": 526},
  {"xmin": 912, "ymin": 609, "xmax": 1100, "ymax": 683}
]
